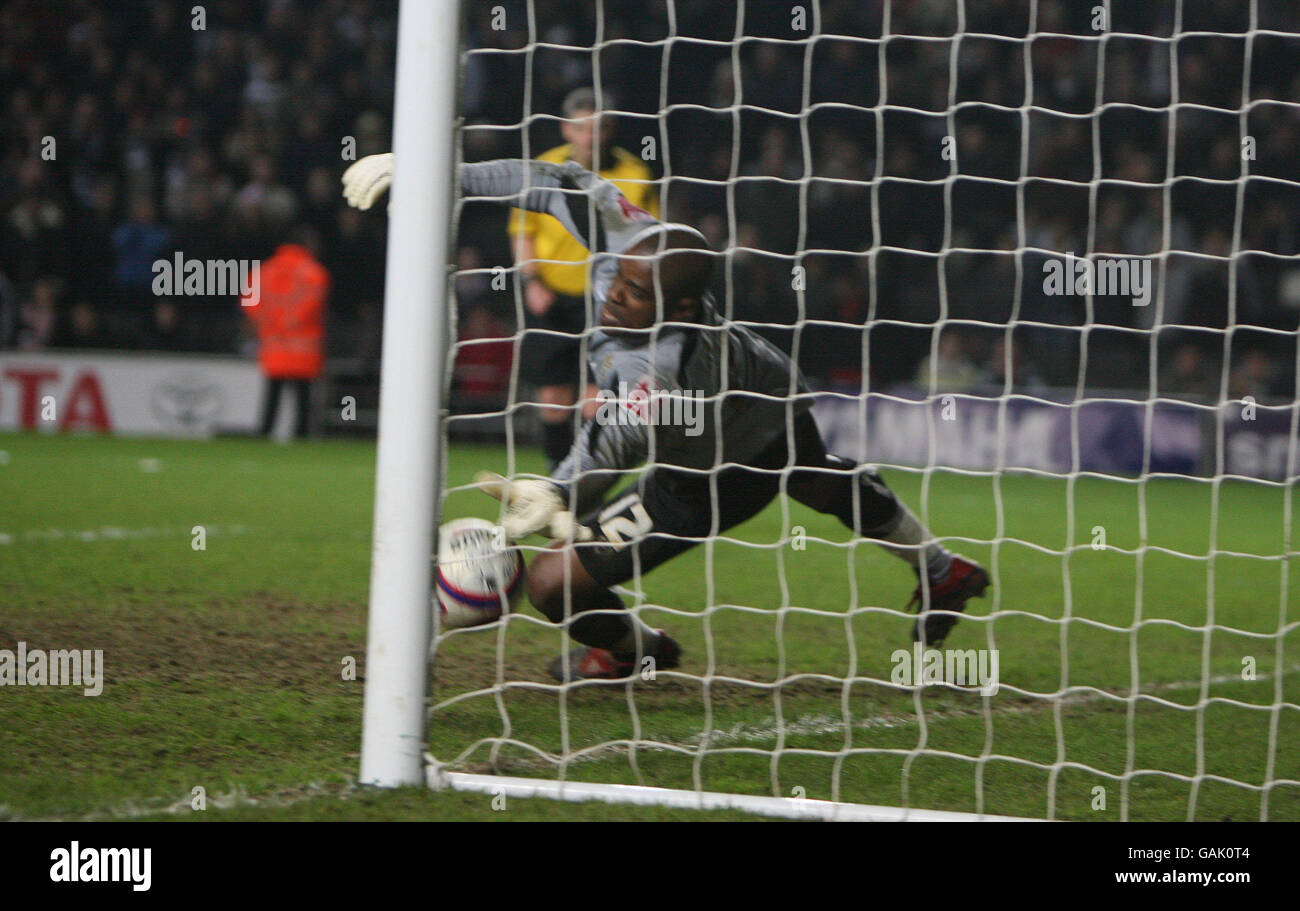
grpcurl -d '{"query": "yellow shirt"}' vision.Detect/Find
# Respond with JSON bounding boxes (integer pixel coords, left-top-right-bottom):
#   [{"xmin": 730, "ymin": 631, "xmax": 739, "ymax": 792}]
[{"xmin": 509, "ymin": 144, "xmax": 660, "ymax": 297}]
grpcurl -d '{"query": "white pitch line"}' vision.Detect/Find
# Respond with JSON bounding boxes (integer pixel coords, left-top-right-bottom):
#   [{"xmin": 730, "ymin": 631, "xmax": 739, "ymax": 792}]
[
  {"xmin": 456, "ymin": 662, "xmax": 1300, "ymax": 772},
  {"xmin": 0, "ymin": 524, "xmax": 250, "ymax": 545},
  {"xmin": 11, "ymin": 780, "xmax": 361, "ymax": 822},
  {"xmin": 676, "ymin": 662, "xmax": 1300, "ymax": 750}
]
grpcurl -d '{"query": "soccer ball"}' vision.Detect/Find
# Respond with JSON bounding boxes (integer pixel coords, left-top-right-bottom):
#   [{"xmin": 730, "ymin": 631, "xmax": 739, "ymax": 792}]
[{"xmin": 434, "ymin": 517, "xmax": 524, "ymax": 629}]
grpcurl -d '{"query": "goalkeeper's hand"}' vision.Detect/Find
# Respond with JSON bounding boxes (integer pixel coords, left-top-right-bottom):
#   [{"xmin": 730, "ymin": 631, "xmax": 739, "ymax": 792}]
[
  {"xmin": 476, "ymin": 472, "xmax": 593, "ymax": 542},
  {"xmin": 341, "ymin": 152, "xmax": 394, "ymax": 210}
]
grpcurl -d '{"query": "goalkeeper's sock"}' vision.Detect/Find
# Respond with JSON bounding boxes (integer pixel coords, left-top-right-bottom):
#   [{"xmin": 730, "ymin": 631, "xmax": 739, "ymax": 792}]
[
  {"xmin": 568, "ymin": 589, "xmax": 660, "ymax": 656},
  {"xmin": 876, "ymin": 505, "xmax": 952, "ymax": 583},
  {"xmin": 542, "ymin": 419, "xmax": 573, "ymax": 469},
  {"xmin": 608, "ymin": 616, "xmax": 662, "ymax": 661}
]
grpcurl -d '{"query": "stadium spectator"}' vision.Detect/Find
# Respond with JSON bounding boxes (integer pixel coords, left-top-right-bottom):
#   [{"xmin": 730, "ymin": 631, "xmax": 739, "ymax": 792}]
[
  {"xmin": 138, "ymin": 297, "xmax": 207, "ymax": 353},
  {"xmin": 111, "ymin": 195, "xmax": 171, "ymax": 307},
  {"xmin": 3, "ymin": 159, "xmax": 67, "ymax": 287},
  {"xmin": 1160, "ymin": 341, "xmax": 1220, "ymax": 402},
  {"xmin": 51, "ymin": 299, "xmax": 115, "ymax": 349},
  {"xmin": 916, "ymin": 330, "xmax": 983, "ymax": 393},
  {"xmin": 982, "ymin": 335, "xmax": 1048, "ymax": 396},
  {"xmin": 452, "ymin": 247, "xmax": 513, "ymax": 411},
  {"xmin": 455, "ymin": 306, "xmax": 515, "ymax": 412},
  {"xmin": 0, "ymin": 270, "xmax": 18, "ymax": 349},
  {"xmin": 14, "ymin": 276, "xmax": 61, "ymax": 351},
  {"xmin": 1229, "ymin": 348, "xmax": 1284, "ymax": 404}
]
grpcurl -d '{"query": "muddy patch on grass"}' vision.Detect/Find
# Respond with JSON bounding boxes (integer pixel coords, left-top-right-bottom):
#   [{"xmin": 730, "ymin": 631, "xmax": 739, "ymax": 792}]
[{"xmin": 1, "ymin": 596, "xmax": 367, "ymax": 691}]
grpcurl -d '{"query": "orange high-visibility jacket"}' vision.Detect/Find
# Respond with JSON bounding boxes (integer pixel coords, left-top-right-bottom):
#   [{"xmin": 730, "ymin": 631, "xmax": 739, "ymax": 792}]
[{"xmin": 242, "ymin": 244, "xmax": 330, "ymax": 379}]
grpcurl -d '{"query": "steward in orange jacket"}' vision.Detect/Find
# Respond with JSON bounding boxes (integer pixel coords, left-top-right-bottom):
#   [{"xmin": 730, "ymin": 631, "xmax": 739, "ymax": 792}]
[
  {"xmin": 242, "ymin": 239, "xmax": 330, "ymax": 437},
  {"xmin": 243, "ymin": 243, "xmax": 329, "ymax": 379}
]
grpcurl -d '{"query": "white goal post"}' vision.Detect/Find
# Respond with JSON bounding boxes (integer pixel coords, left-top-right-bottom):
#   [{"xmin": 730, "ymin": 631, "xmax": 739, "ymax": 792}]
[
  {"xmin": 359, "ymin": 0, "xmax": 460, "ymax": 787},
  {"xmin": 362, "ymin": 0, "xmax": 1300, "ymax": 821}
]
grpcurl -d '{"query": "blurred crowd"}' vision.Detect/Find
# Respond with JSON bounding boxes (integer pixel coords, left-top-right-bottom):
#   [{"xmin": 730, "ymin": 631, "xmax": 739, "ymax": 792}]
[
  {"xmin": 5, "ymin": 0, "xmax": 1300, "ymax": 405},
  {"xmin": 1, "ymin": 0, "xmax": 392, "ymax": 362}
]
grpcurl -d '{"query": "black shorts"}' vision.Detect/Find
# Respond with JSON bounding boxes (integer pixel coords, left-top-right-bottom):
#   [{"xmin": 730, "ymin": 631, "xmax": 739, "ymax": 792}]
[
  {"xmin": 574, "ymin": 412, "xmax": 834, "ymax": 588},
  {"xmin": 520, "ymin": 292, "xmax": 589, "ymax": 387}
]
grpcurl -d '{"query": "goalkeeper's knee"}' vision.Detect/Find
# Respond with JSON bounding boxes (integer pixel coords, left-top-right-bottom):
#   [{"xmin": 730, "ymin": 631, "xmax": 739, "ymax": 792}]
[{"xmin": 790, "ymin": 455, "xmax": 902, "ymax": 536}]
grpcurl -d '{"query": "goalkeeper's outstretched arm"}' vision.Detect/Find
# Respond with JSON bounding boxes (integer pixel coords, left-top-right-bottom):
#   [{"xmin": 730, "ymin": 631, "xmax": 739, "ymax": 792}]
[
  {"xmin": 341, "ymin": 154, "xmax": 661, "ymax": 538},
  {"xmin": 342, "ymin": 154, "xmax": 658, "ymax": 254},
  {"xmin": 459, "ymin": 158, "xmax": 658, "ymax": 255}
]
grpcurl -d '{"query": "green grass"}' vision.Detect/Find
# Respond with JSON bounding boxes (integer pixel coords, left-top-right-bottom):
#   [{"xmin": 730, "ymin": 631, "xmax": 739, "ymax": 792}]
[{"xmin": 2, "ymin": 431, "xmax": 1298, "ymax": 821}]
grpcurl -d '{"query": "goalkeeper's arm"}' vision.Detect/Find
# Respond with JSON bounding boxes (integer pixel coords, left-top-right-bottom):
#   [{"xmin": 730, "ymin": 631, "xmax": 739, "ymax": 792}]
[
  {"xmin": 476, "ymin": 406, "xmax": 652, "ymax": 542},
  {"xmin": 340, "ymin": 153, "xmax": 394, "ymax": 211},
  {"xmin": 342, "ymin": 155, "xmax": 658, "ymax": 254}
]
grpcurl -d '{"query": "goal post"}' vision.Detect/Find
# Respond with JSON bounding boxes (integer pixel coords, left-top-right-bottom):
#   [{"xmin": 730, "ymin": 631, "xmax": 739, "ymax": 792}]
[{"xmin": 359, "ymin": 0, "xmax": 462, "ymax": 788}]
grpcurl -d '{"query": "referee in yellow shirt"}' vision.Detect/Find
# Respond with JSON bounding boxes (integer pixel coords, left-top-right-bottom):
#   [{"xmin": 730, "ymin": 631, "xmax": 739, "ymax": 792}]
[{"xmin": 510, "ymin": 88, "xmax": 660, "ymax": 469}]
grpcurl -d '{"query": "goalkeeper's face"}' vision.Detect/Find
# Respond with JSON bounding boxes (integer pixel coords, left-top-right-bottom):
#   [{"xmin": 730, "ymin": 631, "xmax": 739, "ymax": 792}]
[{"xmin": 603, "ymin": 257, "xmax": 695, "ymax": 331}]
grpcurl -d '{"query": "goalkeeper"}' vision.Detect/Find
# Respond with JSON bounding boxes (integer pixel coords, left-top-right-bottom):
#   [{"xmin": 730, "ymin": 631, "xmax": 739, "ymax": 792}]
[{"xmin": 344, "ymin": 153, "xmax": 989, "ymax": 681}]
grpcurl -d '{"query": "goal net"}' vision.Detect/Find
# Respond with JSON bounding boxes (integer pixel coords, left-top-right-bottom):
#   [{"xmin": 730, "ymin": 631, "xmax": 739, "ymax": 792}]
[{"xmin": 415, "ymin": 0, "xmax": 1300, "ymax": 820}]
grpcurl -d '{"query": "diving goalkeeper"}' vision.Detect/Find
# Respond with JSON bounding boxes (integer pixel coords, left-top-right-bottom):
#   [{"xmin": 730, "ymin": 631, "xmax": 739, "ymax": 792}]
[{"xmin": 343, "ymin": 153, "xmax": 990, "ymax": 681}]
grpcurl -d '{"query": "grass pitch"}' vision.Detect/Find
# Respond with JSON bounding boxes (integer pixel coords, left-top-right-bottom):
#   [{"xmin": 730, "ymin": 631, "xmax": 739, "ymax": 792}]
[{"xmin": 2, "ymin": 430, "xmax": 1297, "ymax": 821}]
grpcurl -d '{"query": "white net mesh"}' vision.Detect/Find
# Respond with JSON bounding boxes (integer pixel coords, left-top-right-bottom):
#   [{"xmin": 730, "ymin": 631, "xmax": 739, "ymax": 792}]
[{"xmin": 434, "ymin": 0, "xmax": 1300, "ymax": 820}]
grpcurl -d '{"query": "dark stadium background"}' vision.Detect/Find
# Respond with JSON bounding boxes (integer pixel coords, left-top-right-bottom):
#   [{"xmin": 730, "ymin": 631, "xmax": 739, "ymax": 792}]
[{"xmin": 3, "ymin": 0, "xmax": 1300, "ymax": 429}]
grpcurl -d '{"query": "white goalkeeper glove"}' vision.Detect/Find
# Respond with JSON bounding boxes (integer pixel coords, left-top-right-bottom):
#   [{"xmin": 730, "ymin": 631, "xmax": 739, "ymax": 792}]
[
  {"xmin": 476, "ymin": 471, "xmax": 593, "ymax": 542},
  {"xmin": 341, "ymin": 152, "xmax": 394, "ymax": 211}
]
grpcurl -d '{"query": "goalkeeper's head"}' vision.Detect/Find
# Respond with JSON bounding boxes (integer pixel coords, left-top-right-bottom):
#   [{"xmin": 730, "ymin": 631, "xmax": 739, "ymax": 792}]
[{"xmin": 603, "ymin": 224, "xmax": 714, "ymax": 332}]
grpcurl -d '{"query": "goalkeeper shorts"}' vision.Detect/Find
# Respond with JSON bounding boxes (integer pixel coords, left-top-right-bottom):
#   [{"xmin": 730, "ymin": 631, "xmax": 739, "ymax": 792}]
[{"xmin": 573, "ymin": 412, "xmax": 900, "ymax": 587}]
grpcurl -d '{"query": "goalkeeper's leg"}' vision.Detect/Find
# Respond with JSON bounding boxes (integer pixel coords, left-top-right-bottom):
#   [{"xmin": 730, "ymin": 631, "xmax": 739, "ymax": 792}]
[
  {"xmin": 526, "ymin": 545, "xmax": 680, "ymax": 682},
  {"xmin": 526, "ymin": 457, "xmax": 789, "ymax": 680},
  {"xmin": 784, "ymin": 413, "xmax": 989, "ymax": 646}
]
